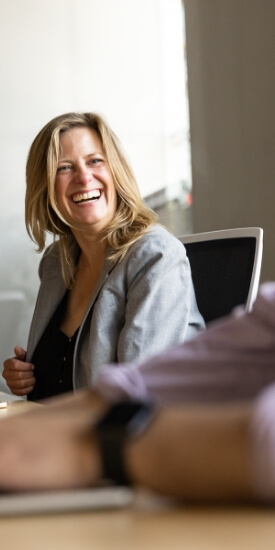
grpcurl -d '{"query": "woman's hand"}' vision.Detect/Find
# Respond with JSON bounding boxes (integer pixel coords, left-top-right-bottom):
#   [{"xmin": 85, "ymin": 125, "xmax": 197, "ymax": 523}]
[{"xmin": 2, "ymin": 346, "xmax": 36, "ymax": 396}]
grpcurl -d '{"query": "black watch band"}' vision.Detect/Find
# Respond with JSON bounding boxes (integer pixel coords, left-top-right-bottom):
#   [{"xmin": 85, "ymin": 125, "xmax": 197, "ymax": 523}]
[{"xmin": 95, "ymin": 402, "xmax": 155, "ymax": 486}]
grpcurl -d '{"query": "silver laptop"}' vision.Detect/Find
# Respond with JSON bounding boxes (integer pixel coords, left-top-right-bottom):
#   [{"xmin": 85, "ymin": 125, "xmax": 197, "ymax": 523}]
[{"xmin": 0, "ymin": 486, "xmax": 134, "ymax": 517}]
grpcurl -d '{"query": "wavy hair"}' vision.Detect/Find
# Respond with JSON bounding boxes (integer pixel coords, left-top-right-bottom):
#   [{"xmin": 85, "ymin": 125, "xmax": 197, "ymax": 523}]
[{"xmin": 25, "ymin": 112, "xmax": 157, "ymax": 287}]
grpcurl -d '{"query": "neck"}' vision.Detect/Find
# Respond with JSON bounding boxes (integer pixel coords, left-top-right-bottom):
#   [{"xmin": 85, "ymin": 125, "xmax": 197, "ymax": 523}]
[{"xmin": 73, "ymin": 231, "xmax": 108, "ymax": 272}]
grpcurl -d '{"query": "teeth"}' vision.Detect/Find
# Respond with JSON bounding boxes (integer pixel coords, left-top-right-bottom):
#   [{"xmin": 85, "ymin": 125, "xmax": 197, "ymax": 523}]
[{"xmin": 72, "ymin": 190, "xmax": 101, "ymax": 203}]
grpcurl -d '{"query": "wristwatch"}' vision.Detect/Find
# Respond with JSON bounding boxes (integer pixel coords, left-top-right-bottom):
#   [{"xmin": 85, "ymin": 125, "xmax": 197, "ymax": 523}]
[{"xmin": 95, "ymin": 402, "xmax": 156, "ymax": 486}]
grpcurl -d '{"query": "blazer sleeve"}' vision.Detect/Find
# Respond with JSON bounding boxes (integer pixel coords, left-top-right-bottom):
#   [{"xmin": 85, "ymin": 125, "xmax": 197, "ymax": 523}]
[{"xmin": 116, "ymin": 227, "xmax": 204, "ymax": 364}]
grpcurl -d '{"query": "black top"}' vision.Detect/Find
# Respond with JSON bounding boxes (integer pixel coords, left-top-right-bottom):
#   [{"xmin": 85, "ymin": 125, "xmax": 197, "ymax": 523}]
[{"xmin": 28, "ymin": 293, "xmax": 78, "ymax": 402}]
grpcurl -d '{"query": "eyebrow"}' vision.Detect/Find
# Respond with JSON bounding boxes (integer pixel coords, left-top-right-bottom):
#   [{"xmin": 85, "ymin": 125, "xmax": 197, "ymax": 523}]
[{"xmin": 58, "ymin": 152, "xmax": 104, "ymax": 163}]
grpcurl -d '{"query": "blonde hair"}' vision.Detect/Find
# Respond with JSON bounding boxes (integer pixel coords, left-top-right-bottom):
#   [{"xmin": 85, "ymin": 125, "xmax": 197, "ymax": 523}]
[{"xmin": 25, "ymin": 112, "xmax": 157, "ymax": 287}]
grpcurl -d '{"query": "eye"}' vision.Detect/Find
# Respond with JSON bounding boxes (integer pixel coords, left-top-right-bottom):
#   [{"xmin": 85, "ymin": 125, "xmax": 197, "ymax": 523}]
[
  {"xmin": 89, "ymin": 157, "xmax": 103, "ymax": 165},
  {"xmin": 57, "ymin": 165, "xmax": 71, "ymax": 172}
]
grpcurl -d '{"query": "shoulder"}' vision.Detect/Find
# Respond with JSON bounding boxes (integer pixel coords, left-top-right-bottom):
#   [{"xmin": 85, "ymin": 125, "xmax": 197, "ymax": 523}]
[
  {"xmin": 38, "ymin": 241, "xmax": 61, "ymax": 278},
  {"xmin": 130, "ymin": 224, "xmax": 186, "ymax": 258},
  {"xmin": 116, "ymin": 225, "xmax": 188, "ymax": 283},
  {"xmin": 41, "ymin": 241, "xmax": 60, "ymax": 263}
]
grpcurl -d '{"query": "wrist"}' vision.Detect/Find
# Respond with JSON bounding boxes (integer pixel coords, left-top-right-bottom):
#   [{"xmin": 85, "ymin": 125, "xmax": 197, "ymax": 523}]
[{"xmin": 94, "ymin": 402, "xmax": 156, "ymax": 486}]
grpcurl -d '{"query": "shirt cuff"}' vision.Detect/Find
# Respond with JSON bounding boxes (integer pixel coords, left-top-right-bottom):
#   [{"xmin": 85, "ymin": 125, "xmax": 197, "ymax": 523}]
[{"xmin": 93, "ymin": 363, "xmax": 150, "ymax": 404}]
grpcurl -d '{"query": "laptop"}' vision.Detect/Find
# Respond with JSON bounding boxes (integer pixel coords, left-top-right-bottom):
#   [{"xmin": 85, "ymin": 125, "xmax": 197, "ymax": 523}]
[{"xmin": 0, "ymin": 486, "xmax": 134, "ymax": 517}]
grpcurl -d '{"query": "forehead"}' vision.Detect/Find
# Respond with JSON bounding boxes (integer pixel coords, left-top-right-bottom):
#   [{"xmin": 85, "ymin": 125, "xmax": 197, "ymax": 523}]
[{"xmin": 59, "ymin": 126, "xmax": 103, "ymax": 156}]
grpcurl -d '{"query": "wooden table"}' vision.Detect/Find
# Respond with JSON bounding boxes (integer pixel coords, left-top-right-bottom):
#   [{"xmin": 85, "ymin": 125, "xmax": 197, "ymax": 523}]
[
  {"xmin": 1, "ymin": 500, "xmax": 275, "ymax": 550},
  {"xmin": 1, "ymin": 392, "xmax": 275, "ymax": 549},
  {"xmin": 0, "ymin": 390, "xmax": 38, "ymax": 417}
]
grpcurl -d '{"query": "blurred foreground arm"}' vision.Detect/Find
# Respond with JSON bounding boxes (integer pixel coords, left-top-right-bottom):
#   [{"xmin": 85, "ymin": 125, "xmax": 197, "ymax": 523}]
[
  {"xmin": 0, "ymin": 389, "xmax": 107, "ymax": 491},
  {"xmin": 0, "ymin": 386, "xmax": 273, "ymax": 503},
  {"xmin": 124, "ymin": 403, "xmax": 253, "ymax": 502}
]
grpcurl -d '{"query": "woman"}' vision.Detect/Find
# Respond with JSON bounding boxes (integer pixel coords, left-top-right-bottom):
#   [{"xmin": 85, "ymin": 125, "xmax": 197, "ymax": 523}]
[{"xmin": 3, "ymin": 112, "xmax": 204, "ymax": 400}]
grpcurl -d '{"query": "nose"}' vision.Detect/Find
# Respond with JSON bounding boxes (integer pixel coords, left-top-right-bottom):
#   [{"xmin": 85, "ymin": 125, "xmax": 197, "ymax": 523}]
[{"xmin": 75, "ymin": 165, "xmax": 92, "ymax": 186}]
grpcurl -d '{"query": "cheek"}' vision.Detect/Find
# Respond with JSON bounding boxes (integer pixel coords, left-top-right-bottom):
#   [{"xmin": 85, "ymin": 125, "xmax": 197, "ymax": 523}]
[
  {"xmin": 106, "ymin": 175, "xmax": 117, "ymax": 210},
  {"xmin": 111, "ymin": 190, "xmax": 118, "ymax": 213},
  {"xmin": 54, "ymin": 180, "xmax": 66, "ymax": 206},
  {"xmin": 54, "ymin": 189, "xmax": 62, "ymax": 209}
]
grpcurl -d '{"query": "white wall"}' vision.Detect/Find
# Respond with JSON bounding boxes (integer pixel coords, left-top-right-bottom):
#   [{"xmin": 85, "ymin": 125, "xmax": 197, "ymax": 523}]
[{"xmin": 0, "ymin": 0, "xmax": 167, "ymax": 208}]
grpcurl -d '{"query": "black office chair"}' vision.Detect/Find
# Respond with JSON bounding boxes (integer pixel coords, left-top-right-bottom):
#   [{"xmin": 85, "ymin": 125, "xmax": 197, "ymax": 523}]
[{"xmin": 178, "ymin": 227, "xmax": 263, "ymax": 324}]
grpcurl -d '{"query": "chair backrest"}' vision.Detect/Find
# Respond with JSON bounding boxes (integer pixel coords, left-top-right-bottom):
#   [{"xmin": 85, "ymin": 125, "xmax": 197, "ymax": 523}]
[{"xmin": 178, "ymin": 227, "xmax": 263, "ymax": 324}]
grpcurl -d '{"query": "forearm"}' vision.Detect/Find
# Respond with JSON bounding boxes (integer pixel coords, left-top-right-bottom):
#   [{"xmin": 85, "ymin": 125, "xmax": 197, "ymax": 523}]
[{"xmin": 124, "ymin": 404, "xmax": 255, "ymax": 502}]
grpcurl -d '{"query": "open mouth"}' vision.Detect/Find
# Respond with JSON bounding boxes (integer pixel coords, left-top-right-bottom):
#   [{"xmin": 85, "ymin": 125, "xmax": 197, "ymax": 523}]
[{"xmin": 72, "ymin": 190, "xmax": 101, "ymax": 204}]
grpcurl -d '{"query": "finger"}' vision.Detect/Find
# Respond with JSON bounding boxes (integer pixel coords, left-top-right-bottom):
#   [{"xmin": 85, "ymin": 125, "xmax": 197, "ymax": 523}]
[
  {"xmin": 9, "ymin": 384, "xmax": 35, "ymax": 397},
  {"xmin": 14, "ymin": 346, "xmax": 27, "ymax": 361},
  {"xmin": 2, "ymin": 367, "xmax": 32, "ymax": 384},
  {"xmin": 3, "ymin": 374, "xmax": 36, "ymax": 394},
  {"xmin": 8, "ymin": 376, "xmax": 36, "ymax": 391},
  {"xmin": 4, "ymin": 360, "xmax": 34, "ymax": 372},
  {"xmin": 3, "ymin": 370, "xmax": 36, "ymax": 383}
]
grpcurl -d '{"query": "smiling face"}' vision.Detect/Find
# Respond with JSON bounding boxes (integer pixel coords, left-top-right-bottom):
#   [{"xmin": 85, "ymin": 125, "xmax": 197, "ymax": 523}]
[{"xmin": 55, "ymin": 126, "xmax": 117, "ymax": 237}]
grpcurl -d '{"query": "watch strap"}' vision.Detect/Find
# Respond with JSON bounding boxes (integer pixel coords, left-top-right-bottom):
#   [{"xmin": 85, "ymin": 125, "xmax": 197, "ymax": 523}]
[{"xmin": 95, "ymin": 402, "xmax": 155, "ymax": 486}]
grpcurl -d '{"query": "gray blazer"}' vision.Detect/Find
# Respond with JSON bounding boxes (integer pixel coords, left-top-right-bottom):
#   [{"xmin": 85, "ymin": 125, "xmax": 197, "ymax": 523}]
[{"xmin": 26, "ymin": 225, "xmax": 205, "ymax": 390}]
